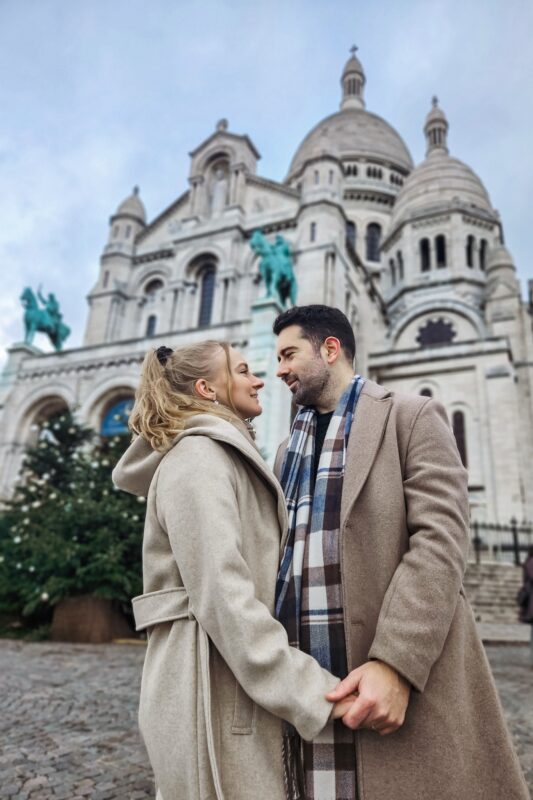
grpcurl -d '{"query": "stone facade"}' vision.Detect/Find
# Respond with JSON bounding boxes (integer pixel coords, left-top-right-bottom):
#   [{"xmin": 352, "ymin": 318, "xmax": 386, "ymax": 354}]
[{"xmin": 1, "ymin": 52, "xmax": 532, "ymax": 527}]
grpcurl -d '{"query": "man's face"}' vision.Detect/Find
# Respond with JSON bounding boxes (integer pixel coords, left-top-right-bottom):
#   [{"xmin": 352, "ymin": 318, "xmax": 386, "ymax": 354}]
[{"xmin": 276, "ymin": 324, "xmax": 331, "ymax": 407}]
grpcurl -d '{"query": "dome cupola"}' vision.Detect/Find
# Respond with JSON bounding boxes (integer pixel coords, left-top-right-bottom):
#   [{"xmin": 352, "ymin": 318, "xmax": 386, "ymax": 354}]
[
  {"xmin": 390, "ymin": 99, "xmax": 494, "ymax": 228},
  {"xmin": 286, "ymin": 50, "xmax": 413, "ymax": 183},
  {"xmin": 114, "ymin": 186, "xmax": 146, "ymax": 225},
  {"xmin": 424, "ymin": 96, "xmax": 449, "ymax": 156},
  {"xmin": 341, "ymin": 45, "xmax": 366, "ymax": 111},
  {"xmin": 104, "ymin": 186, "xmax": 147, "ymax": 253}
]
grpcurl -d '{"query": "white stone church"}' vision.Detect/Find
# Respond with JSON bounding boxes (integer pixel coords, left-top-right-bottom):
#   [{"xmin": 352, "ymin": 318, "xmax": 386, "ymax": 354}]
[{"xmin": 1, "ymin": 51, "xmax": 533, "ymax": 528}]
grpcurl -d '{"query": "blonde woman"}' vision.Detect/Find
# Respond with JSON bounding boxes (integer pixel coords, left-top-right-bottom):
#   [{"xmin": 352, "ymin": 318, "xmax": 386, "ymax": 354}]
[{"xmin": 113, "ymin": 341, "xmax": 352, "ymax": 800}]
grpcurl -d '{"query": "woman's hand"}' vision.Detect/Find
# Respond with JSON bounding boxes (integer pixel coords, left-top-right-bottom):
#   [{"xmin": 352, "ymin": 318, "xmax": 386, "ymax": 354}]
[{"xmin": 329, "ymin": 693, "xmax": 358, "ymax": 720}]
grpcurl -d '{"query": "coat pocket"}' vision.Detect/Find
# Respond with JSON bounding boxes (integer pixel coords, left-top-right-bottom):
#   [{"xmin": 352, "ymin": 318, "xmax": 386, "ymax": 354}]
[{"xmin": 231, "ymin": 680, "xmax": 256, "ymax": 734}]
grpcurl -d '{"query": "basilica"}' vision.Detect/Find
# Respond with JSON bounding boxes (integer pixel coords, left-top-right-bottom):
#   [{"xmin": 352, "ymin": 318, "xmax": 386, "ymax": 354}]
[{"xmin": 1, "ymin": 51, "xmax": 533, "ymax": 528}]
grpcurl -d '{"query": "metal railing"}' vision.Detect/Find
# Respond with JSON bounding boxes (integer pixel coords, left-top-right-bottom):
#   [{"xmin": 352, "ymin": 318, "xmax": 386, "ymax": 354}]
[{"xmin": 470, "ymin": 518, "xmax": 533, "ymax": 566}]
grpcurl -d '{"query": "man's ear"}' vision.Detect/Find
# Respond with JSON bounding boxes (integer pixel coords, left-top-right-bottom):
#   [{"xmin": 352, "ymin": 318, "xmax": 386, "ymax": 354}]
[{"xmin": 323, "ymin": 336, "xmax": 342, "ymax": 364}]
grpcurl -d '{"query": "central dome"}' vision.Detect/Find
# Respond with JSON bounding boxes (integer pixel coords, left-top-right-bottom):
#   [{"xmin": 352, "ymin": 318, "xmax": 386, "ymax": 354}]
[{"xmin": 287, "ymin": 108, "xmax": 414, "ymax": 181}]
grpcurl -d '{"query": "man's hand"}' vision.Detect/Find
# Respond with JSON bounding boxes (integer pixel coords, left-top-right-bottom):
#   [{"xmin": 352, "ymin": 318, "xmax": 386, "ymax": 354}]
[{"xmin": 326, "ymin": 661, "xmax": 410, "ymax": 735}]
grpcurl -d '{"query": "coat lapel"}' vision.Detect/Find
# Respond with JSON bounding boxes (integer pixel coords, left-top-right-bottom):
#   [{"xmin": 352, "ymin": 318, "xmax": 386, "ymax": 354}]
[
  {"xmin": 340, "ymin": 381, "xmax": 392, "ymax": 528},
  {"xmin": 195, "ymin": 418, "xmax": 290, "ymax": 549}
]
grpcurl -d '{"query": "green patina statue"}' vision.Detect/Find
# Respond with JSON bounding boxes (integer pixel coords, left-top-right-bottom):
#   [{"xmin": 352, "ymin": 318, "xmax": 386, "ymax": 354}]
[
  {"xmin": 20, "ymin": 286, "xmax": 71, "ymax": 351},
  {"xmin": 250, "ymin": 230, "xmax": 297, "ymax": 307}
]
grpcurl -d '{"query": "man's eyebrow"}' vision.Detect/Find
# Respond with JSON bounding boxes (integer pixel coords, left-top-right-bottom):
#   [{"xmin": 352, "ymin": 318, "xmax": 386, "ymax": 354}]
[{"xmin": 279, "ymin": 346, "xmax": 297, "ymax": 357}]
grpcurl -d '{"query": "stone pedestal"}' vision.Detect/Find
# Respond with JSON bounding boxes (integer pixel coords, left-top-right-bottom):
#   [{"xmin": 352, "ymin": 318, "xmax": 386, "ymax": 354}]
[
  {"xmin": 247, "ymin": 297, "xmax": 291, "ymax": 465},
  {"xmin": 0, "ymin": 343, "xmax": 42, "ymax": 408}
]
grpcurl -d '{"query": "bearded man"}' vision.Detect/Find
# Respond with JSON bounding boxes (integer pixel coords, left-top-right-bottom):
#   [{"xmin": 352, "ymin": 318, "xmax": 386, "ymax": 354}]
[{"xmin": 273, "ymin": 304, "xmax": 528, "ymax": 800}]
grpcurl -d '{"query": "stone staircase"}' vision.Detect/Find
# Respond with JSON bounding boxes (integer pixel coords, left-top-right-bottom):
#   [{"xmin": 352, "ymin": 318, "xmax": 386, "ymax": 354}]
[{"xmin": 463, "ymin": 562, "xmax": 523, "ymax": 623}]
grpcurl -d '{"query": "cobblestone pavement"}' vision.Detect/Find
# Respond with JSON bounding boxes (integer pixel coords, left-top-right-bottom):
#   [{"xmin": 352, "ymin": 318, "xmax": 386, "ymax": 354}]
[{"xmin": 0, "ymin": 639, "xmax": 531, "ymax": 799}]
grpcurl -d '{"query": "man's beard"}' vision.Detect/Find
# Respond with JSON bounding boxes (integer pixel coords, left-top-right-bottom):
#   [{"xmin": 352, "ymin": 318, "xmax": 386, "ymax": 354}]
[{"xmin": 291, "ymin": 361, "xmax": 330, "ymax": 407}]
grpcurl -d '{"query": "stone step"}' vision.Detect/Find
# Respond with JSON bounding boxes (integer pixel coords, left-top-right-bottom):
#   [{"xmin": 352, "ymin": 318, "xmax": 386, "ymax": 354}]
[{"xmin": 463, "ymin": 562, "xmax": 524, "ymax": 624}]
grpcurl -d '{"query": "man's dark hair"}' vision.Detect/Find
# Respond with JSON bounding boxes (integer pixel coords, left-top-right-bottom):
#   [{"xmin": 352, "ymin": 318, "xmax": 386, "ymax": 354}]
[{"xmin": 273, "ymin": 305, "xmax": 356, "ymax": 363}]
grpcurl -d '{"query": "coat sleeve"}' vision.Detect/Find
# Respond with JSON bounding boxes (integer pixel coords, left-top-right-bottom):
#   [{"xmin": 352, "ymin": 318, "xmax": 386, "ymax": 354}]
[
  {"xmin": 156, "ymin": 437, "xmax": 339, "ymax": 741},
  {"xmin": 368, "ymin": 399, "xmax": 470, "ymax": 692}
]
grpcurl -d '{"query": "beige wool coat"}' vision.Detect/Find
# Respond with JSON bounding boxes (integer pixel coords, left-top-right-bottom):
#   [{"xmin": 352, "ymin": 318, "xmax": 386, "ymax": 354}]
[
  {"xmin": 275, "ymin": 379, "xmax": 529, "ymax": 800},
  {"xmin": 113, "ymin": 415, "xmax": 339, "ymax": 800}
]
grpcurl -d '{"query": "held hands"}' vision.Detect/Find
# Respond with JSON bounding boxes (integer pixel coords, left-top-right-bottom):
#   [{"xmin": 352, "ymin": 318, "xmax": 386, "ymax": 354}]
[
  {"xmin": 329, "ymin": 693, "xmax": 359, "ymax": 720},
  {"xmin": 326, "ymin": 660, "xmax": 410, "ymax": 735}
]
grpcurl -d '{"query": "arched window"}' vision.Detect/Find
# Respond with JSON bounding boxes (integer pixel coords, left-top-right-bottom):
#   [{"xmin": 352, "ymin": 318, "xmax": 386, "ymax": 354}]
[
  {"xmin": 101, "ymin": 398, "xmax": 134, "ymax": 437},
  {"xmin": 144, "ymin": 278, "xmax": 164, "ymax": 298},
  {"xmin": 198, "ymin": 266, "xmax": 216, "ymax": 327},
  {"xmin": 397, "ymin": 251, "xmax": 404, "ymax": 281},
  {"xmin": 419, "ymin": 388, "xmax": 433, "ymax": 397},
  {"xmin": 435, "ymin": 235, "xmax": 447, "ymax": 268},
  {"xmin": 389, "ymin": 259, "xmax": 397, "ymax": 287},
  {"xmin": 466, "ymin": 235, "xmax": 475, "ymax": 268},
  {"xmin": 420, "ymin": 238, "xmax": 431, "ymax": 272},
  {"xmin": 452, "ymin": 411, "xmax": 467, "ymax": 467},
  {"xmin": 346, "ymin": 221, "xmax": 356, "ymax": 249},
  {"xmin": 125, "ymin": 224, "xmax": 132, "ymax": 239},
  {"xmin": 310, "ymin": 222, "xmax": 317, "ymax": 242},
  {"xmin": 329, "ymin": 170, "xmax": 334, "ymax": 184},
  {"xmin": 479, "ymin": 239, "xmax": 487, "ymax": 271},
  {"xmin": 146, "ymin": 315, "xmax": 157, "ymax": 337},
  {"xmin": 314, "ymin": 170, "xmax": 320, "ymax": 185},
  {"xmin": 113, "ymin": 224, "xmax": 119, "ymax": 238},
  {"xmin": 366, "ymin": 223, "xmax": 382, "ymax": 262}
]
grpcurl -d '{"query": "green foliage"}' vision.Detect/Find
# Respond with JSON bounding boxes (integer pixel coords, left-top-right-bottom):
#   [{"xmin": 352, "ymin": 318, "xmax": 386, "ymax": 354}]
[{"xmin": 0, "ymin": 410, "xmax": 144, "ymax": 622}]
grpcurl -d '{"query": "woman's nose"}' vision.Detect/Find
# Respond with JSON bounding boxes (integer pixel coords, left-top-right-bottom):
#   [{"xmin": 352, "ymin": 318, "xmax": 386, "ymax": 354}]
[{"xmin": 252, "ymin": 374, "xmax": 265, "ymax": 389}]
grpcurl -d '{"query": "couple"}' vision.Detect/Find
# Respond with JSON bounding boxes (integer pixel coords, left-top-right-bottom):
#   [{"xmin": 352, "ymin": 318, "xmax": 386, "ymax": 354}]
[{"xmin": 114, "ymin": 305, "xmax": 528, "ymax": 800}]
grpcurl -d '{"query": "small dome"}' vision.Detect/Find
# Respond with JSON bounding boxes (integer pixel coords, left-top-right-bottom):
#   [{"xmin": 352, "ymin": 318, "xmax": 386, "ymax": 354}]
[
  {"xmin": 425, "ymin": 96, "xmax": 447, "ymax": 126},
  {"xmin": 390, "ymin": 100, "xmax": 493, "ymax": 228},
  {"xmin": 115, "ymin": 186, "xmax": 146, "ymax": 223},
  {"xmin": 487, "ymin": 244, "xmax": 515, "ymax": 271},
  {"xmin": 287, "ymin": 109, "xmax": 413, "ymax": 180},
  {"xmin": 342, "ymin": 51, "xmax": 364, "ymax": 79},
  {"xmin": 391, "ymin": 152, "xmax": 493, "ymax": 226}
]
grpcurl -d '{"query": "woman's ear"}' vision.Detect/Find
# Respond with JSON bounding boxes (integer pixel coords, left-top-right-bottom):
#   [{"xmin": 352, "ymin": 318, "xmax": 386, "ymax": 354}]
[{"xmin": 194, "ymin": 378, "xmax": 216, "ymax": 401}]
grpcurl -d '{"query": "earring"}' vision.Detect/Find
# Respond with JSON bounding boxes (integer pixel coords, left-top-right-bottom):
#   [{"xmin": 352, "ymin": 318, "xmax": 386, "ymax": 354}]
[{"xmin": 212, "ymin": 395, "xmax": 219, "ymax": 405}]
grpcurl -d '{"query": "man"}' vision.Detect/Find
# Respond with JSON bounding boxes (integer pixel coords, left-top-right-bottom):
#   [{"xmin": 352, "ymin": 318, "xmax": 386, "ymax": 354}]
[{"xmin": 273, "ymin": 305, "xmax": 528, "ymax": 800}]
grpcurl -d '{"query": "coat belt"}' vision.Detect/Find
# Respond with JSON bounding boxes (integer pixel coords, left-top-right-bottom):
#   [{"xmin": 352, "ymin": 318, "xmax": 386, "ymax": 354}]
[{"xmin": 131, "ymin": 587, "xmax": 225, "ymax": 800}]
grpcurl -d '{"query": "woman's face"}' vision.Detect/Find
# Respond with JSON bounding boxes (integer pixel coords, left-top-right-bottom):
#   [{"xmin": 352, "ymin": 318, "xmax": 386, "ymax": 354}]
[{"xmin": 212, "ymin": 347, "xmax": 265, "ymax": 419}]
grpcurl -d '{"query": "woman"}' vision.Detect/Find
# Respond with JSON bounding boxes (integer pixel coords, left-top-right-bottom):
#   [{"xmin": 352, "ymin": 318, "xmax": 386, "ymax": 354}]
[{"xmin": 113, "ymin": 341, "xmax": 352, "ymax": 800}]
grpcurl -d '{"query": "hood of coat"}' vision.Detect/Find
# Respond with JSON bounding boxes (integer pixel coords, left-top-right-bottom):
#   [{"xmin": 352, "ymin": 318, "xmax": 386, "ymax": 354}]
[{"xmin": 113, "ymin": 414, "xmax": 265, "ymax": 499}]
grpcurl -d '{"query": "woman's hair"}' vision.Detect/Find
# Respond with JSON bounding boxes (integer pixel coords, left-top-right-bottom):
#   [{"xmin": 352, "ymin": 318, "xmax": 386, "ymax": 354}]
[{"xmin": 129, "ymin": 340, "xmax": 239, "ymax": 451}]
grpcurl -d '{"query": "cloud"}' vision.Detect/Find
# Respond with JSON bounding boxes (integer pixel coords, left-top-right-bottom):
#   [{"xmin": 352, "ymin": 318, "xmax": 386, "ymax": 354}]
[{"xmin": 0, "ymin": 0, "xmax": 532, "ymax": 371}]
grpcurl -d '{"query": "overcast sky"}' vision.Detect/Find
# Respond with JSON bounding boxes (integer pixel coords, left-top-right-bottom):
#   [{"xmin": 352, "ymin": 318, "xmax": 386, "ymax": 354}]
[{"xmin": 1, "ymin": 0, "xmax": 532, "ymax": 364}]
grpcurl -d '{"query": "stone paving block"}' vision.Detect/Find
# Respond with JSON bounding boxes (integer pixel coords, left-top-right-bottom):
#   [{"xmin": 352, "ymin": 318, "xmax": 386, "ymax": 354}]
[{"xmin": 0, "ymin": 639, "xmax": 530, "ymax": 799}]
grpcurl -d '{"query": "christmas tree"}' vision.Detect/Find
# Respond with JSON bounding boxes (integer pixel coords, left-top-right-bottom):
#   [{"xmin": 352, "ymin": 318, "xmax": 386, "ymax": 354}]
[{"xmin": 0, "ymin": 410, "xmax": 144, "ymax": 629}]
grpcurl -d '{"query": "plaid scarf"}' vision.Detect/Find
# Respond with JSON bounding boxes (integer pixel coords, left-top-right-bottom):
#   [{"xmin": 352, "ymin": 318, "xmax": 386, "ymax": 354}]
[{"xmin": 276, "ymin": 375, "xmax": 365, "ymax": 800}]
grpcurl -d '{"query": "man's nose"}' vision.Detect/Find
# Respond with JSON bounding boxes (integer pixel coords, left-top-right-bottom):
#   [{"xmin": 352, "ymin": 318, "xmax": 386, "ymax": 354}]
[{"xmin": 276, "ymin": 362, "xmax": 289, "ymax": 379}]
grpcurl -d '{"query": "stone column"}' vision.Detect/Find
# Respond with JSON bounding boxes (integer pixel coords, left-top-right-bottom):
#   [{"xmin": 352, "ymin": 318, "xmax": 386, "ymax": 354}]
[{"xmin": 247, "ymin": 297, "xmax": 291, "ymax": 465}]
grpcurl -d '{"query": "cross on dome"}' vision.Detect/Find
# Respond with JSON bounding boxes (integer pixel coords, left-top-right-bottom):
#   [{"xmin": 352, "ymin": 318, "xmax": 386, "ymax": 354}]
[{"xmin": 350, "ymin": 45, "xmax": 358, "ymax": 57}]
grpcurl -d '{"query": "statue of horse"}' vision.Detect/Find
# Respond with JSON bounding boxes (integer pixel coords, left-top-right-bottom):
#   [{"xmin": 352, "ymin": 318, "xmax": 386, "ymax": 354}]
[
  {"xmin": 250, "ymin": 230, "xmax": 297, "ymax": 308},
  {"xmin": 20, "ymin": 287, "xmax": 71, "ymax": 351}
]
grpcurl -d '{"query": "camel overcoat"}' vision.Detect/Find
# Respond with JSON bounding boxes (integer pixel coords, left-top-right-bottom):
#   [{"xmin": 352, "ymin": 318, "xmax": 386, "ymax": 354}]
[
  {"xmin": 113, "ymin": 415, "xmax": 339, "ymax": 800},
  {"xmin": 275, "ymin": 379, "xmax": 529, "ymax": 800}
]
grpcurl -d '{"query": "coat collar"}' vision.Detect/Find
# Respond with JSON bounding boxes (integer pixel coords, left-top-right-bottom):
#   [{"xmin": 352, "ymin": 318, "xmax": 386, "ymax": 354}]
[
  {"xmin": 180, "ymin": 415, "xmax": 290, "ymax": 549},
  {"xmin": 340, "ymin": 379, "xmax": 392, "ymax": 527}
]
